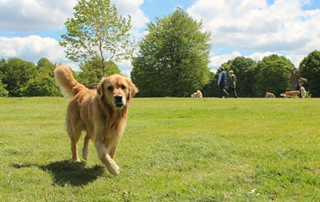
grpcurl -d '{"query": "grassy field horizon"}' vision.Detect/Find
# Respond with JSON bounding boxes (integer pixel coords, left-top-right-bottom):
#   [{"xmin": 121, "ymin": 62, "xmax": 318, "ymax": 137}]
[{"xmin": 0, "ymin": 97, "xmax": 319, "ymax": 201}]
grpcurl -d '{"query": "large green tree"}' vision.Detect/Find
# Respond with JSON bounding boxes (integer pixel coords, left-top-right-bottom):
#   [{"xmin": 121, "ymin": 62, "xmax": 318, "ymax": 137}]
[
  {"xmin": 0, "ymin": 59, "xmax": 7, "ymax": 97},
  {"xmin": 0, "ymin": 78, "xmax": 8, "ymax": 97},
  {"xmin": 301, "ymin": 50, "xmax": 320, "ymax": 97},
  {"xmin": 0, "ymin": 58, "xmax": 37, "ymax": 96},
  {"xmin": 22, "ymin": 74, "xmax": 61, "ymax": 97},
  {"xmin": 37, "ymin": 58, "xmax": 56, "ymax": 77},
  {"xmin": 222, "ymin": 57, "xmax": 257, "ymax": 97},
  {"xmin": 60, "ymin": 0, "xmax": 134, "ymax": 77},
  {"xmin": 254, "ymin": 54, "xmax": 293, "ymax": 97},
  {"xmin": 22, "ymin": 58, "xmax": 61, "ymax": 97},
  {"xmin": 200, "ymin": 72, "xmax": 219, "ymax": 97},
  {"xmin": 131, "ymin": 8, "xmax": 212, "ymax": 97}
]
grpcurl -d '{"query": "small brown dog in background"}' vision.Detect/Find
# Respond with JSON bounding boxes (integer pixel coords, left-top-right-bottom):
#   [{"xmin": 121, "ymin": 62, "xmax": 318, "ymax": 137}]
[
  {"xmin": 54, "ymin": 65, "xmax": 138, "ymax": 175},
  {"xmin": 191, "ymin": 90, "xmax": 203, "ymax": 98},
  {"xmin": 265, "ymin": 92, "xmax": 276, "ymax": 98},
  {"xmin": 281, "ymin": 90, "xmax": 300, "ymax": 98}
]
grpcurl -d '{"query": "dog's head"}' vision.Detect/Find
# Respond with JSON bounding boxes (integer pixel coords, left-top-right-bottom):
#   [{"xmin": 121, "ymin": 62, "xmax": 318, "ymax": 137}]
[{"xmin": 97, "ymin": 74, "xmax": 138, "ymax": 109}]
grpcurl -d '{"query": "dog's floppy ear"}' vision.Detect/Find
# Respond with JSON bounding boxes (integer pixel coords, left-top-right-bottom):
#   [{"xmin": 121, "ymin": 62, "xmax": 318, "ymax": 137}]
[
  {"xmin": 126, "ymin": 78, "xmax": 138, "ymax": 100},
  {"xmin": 97, "ymin": 78, "xmax": 106, "ymax": 100}
]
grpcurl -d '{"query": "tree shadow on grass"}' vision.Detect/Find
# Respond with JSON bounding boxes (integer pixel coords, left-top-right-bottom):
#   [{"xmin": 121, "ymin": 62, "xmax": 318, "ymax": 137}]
[{"xmin": 12, "ymin": 160, "xmax": 105, "ymax": 187}]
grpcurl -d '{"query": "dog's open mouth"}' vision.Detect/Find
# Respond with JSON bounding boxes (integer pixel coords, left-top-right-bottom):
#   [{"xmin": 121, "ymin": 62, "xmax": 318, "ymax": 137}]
[
  {"xmin": 115, "ymin": 103, "xmax": 124, "ymax": 108},
  {"xmin": 113, "ymin": 95, "xmax": 126, "ymax": 109}
]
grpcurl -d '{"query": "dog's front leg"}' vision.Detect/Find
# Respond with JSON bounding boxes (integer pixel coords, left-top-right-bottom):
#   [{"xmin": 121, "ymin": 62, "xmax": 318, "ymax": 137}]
[
  {"xmin": 82, "ymin": 133, "xmax": 91, "ymax": 160},
  {"xmin": 94, "ymin": 140, "xmax": 120, "ymax": 175},
  {"xmin": 110, "ymin": 144, "xmax": 118, "ymax": 159}
]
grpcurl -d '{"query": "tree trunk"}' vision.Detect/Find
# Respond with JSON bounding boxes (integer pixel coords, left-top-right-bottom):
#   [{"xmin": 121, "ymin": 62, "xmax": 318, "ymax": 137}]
[
  {"xmin": 102, "ymin": 60, "xmax": 106, "ymax": 77},
  {"xmin": 285, "ymin": 65, "xmax": 305, "ymax": 90},
  {"xmin": 99, "ymin": 39, "xmax": 106, "ymax": 77}
]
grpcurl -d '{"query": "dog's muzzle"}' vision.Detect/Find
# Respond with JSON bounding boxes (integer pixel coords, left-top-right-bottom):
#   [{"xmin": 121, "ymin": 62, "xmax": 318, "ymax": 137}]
[{"xmin": 114, "ymin": 95, "xmax": 124, "ymax": 108}]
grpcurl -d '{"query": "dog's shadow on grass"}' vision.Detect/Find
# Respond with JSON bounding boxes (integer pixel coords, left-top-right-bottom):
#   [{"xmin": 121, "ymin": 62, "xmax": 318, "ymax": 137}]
[{"xmin": 12, "ymin": 160, "xmax": 105, "ymax": 187}]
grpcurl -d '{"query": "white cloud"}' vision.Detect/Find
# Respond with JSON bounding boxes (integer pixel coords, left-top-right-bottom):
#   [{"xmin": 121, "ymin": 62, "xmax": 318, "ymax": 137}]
[
  {"xmin": 209, "ymin": 51, "xmax": 242, "ymax": 70},
  {"xmin": 112, "ymin": 0, "xmax": 149, "ymax": 38},
  {"xmin": 0, "ymin": 0, "xmax": 76, "ymax": 31},
  {"xmin": 0, "ymin": 0, "xmax": 148, "ymax": 37},
  {"xmin": 114, "ymin": 59, "xmax": 133, "ymax": 76},
  {"xmin": 248, "ymin": 51, "xmax": 279, "ymax": 62},
  {"xmin": 0, "ymin": 35, "xmax": 68, "ymax": 65},
  {"xmin": 286, "ymin": 54, "xmax": 306, "ymax": 67},
  {"xmin": 188, "ymin": 0, "xmax": 320, "ymax": 64}
]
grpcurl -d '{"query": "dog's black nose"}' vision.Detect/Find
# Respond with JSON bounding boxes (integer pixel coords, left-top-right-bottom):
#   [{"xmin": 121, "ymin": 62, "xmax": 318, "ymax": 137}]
[{"xmin": 114, "ymin": 95, "xmax": 123, "ymax": 102}]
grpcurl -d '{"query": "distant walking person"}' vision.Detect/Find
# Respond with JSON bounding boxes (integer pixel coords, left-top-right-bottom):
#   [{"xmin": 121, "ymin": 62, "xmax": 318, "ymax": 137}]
[
  {"xmin": 227, "ymin": 70, "xmax": 238, "ymax": 98},
  {"xmin": 217, "ymin": 67, "xmax": 229, "ymax": 98},
  {"xmin": 297, "ymin": 78, "xmax": 302, "ymax": 98}
]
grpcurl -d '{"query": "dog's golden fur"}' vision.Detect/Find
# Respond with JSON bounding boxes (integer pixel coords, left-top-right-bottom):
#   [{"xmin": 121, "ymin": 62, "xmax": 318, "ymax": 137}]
[
  {"xmin": 281, "ymin": 90, "xmax": 300, "ymax": 98},
  {"xmin": 54, "ymin": 65, "xmax": 138, "ymax": 175},
  {"xmin": 265, "ymin": 92, "xmax": 276, "ymax": 98}
]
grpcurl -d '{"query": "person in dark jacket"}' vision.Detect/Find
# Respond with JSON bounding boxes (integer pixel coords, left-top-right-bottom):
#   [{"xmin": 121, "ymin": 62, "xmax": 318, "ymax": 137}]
[
  {"xmin": 217, "ymin": 67, "xmax": 229, "ymax": 98},
  {"xmin": 297, "ymin": 78, "xmax": 302, "ymax": 98},
  {"xmin": 227, "ymin": 70, "xmax": 237, "ymax": 98},
  {"xmin": 297, "ymin": 78, "xmax": 302, "ymax": 90}
]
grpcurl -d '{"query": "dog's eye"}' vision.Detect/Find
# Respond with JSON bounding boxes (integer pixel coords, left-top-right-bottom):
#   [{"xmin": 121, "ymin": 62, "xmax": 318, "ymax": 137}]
[
  {"xmin": 121, "ymin": 85, "xmax": 126, "ymax": 90},
  {"xmin": 107, "ymin": 86, "xmax": 113, "ymax": 91}
]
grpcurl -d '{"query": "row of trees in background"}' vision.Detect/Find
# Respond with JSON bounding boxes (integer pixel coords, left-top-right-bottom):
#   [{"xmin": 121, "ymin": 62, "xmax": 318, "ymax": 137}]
[
  {"xmin": 0, "ymin": 49, "xmax": 319, "ymax": 97},
  {"xmin": 0, "ymin": 58, "xmax": 59, "ymax": 97}
]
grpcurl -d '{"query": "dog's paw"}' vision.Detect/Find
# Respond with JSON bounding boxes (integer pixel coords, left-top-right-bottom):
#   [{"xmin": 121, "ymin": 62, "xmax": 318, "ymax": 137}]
[
  {"xmin": 82, "ymin": 149, "xmax": 90, "ymax": 160},
  {"xmin": 73, "ymin": 158, "xmax": 81, "ymax": 163},
  {"xmin": 114, "ymin": 167, "xmax": 120, "ymax": 175},
  {"xmin": 108, "ymin": 164, "xmax": 120, "ymax": 176}
]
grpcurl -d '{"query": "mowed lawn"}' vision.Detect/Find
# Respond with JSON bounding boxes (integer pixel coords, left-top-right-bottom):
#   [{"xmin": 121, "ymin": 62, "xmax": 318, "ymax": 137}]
[{"xmin": 0, "ymin": 97, "xmax": 319, "ymax": 201}]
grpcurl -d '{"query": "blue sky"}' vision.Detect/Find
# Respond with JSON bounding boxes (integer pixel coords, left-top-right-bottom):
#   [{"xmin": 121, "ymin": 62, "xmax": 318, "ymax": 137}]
[{"xmin": 0, "ymin": 0, "xmax": 319, "ymax": 75}]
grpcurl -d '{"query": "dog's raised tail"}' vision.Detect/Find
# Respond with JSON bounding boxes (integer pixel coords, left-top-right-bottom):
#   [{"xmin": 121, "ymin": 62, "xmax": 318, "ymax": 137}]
[{"xmin": 54, "ymin": 65, "xmax": 85, "ymax": 98}]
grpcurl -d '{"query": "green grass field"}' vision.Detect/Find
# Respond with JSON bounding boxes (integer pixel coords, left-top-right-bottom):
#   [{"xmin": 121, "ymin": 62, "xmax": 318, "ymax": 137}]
[{"xmin": 0, "ymin": 97, "xmax": 319, "ymax": 201}]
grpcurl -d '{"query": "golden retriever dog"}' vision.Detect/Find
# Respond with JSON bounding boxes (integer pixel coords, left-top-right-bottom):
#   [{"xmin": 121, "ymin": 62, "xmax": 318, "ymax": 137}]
[
  {"xmin": 265, "ymin": 92, "xmax": 276, "ymax": 98},
  {"xmin": 280, "ymin": 90, "xmax": 300, "ymax": 98},
  {"xmin": 300, "ymin": 86, "xmax": 307, "ymax": 98},
  {"xmin": 54, "ymin": 65, "xmax": 138, "ymax": 175},
  {"xmin": 191, "ymin": 90, "xmax": 203, "ymax": 98}
]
